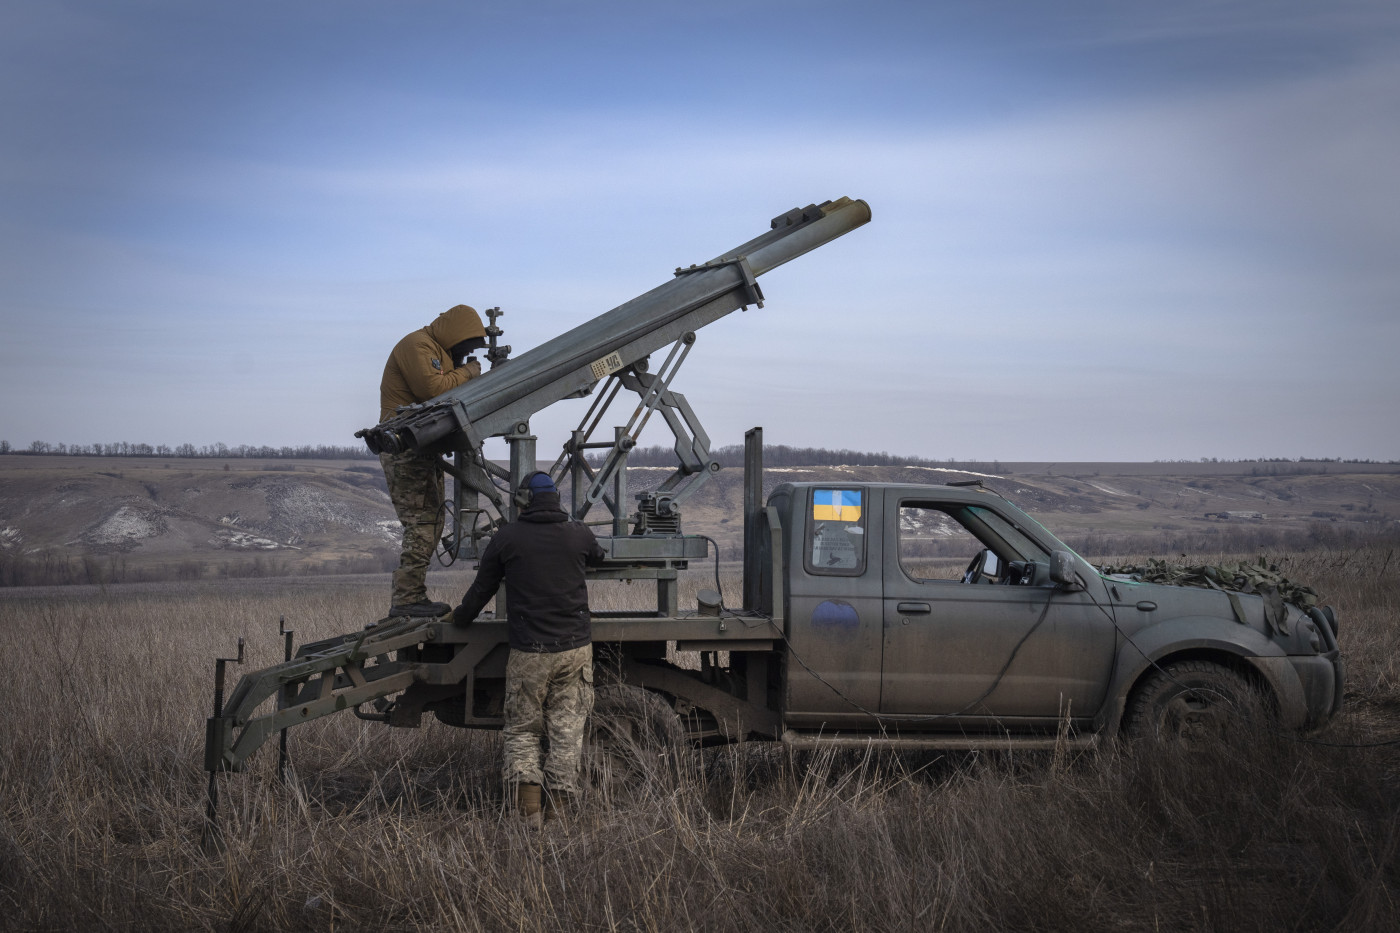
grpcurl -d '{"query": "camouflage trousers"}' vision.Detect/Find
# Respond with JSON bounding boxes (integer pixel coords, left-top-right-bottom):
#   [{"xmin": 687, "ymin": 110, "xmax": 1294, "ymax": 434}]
[
  {"xmin": 502, "ymin": 644, "xmax": 594, "ymax": 793},
  {"xmin": 380, "ymin": 450, "xmax": 444, "ymax": 606}
]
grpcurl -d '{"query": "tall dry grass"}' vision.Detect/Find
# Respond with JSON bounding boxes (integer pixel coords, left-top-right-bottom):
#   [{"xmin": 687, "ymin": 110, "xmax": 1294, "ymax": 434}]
[{"xmin": 0, "ymin": 549, "xmax": 1396, "ymax": 931}]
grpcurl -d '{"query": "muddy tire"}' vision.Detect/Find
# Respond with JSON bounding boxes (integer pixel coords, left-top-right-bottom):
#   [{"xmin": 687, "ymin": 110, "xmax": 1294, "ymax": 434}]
[
  {"xmin": 583, "ymin": 685, "xmax": 687, "ymax": 796},
  {"xmin": 1124, "ymin": 660, "xmax": 1268, "ymax": 743}
]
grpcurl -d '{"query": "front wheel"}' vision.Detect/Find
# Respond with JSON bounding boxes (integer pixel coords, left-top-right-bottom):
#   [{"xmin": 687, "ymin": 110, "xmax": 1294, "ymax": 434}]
[{"xmin": 1124, "ymin": 660, "xmax": 1269, "ymax": 743}]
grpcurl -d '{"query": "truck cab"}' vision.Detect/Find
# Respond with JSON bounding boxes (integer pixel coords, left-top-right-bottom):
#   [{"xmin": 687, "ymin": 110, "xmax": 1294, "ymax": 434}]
[{"xmin": 771, "ymin": 482, "xmax": 1117, "ymax": 737}]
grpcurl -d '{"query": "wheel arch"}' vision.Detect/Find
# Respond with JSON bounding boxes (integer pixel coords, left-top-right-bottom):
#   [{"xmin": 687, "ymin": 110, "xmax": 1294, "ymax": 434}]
[{"xmin": 1095, "ymin": 617, "xmax": 1307, "ymax": 734}]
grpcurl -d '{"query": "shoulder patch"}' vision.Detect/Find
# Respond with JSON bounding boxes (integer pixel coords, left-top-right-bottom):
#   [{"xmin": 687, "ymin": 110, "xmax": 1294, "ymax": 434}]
[{"xmin": 431, "ymin": 357, "xmax": 442, "ymax": 371}]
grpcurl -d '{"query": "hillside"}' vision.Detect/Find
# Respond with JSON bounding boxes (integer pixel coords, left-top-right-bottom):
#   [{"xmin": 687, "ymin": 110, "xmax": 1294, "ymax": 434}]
[
  {"xmin": 2, "ymin": 454, "xmax": 1397, "ymax": 585},
  {"xmin": 0, "ymin": 456, "xmax": 398, "ymax": 582}
]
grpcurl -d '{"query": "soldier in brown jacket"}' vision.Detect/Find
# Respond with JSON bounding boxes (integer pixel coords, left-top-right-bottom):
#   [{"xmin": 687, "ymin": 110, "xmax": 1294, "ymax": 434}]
[{"xmin": 379, "ymin": 304, "xmax": 487, "ymax": 617}]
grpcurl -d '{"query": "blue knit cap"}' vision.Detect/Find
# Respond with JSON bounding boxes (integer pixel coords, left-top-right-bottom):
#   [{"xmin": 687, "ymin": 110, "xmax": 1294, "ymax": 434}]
[{"xmin": 526, "ymin": 472, "xmax": 556, "ymax": 496}]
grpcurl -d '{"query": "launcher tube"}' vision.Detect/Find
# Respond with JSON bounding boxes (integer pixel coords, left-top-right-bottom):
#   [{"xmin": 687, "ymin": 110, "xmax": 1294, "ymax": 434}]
[{"xmin": 362, "ymin": 197, "xmax": 870, "ymax": 453}]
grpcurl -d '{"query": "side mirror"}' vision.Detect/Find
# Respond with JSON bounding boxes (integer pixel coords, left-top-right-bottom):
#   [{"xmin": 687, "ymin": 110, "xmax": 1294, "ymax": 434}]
[{"xmin": 1049, "ymin": 550, "xmax": 1083, "ymax": 590}]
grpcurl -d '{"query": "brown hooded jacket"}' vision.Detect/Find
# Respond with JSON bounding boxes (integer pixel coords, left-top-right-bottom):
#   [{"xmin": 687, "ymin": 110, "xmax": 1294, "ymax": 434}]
[{"xmin": 379, "ymin": 305, "xmax": 487, "ymax": 421}]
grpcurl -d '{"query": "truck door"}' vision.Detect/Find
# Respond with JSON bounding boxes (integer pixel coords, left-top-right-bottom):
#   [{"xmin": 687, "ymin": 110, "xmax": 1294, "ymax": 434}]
[
  {"xmin": 879, "ymin": 490, "xmax": 1116, "ymax": 730},
  {"xmin": 782, "ymin": 486, "xmax": 885, "ymax": 729}
]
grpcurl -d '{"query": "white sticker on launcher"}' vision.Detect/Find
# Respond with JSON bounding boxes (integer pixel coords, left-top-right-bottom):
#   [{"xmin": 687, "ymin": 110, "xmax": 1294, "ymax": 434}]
[{"xmin": 589, "ymin": 352, "xmax": 624, "ymax": 381}]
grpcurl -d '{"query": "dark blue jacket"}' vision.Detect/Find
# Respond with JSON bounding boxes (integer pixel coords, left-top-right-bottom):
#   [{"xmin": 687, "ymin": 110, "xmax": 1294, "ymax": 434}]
[{"xmin": 454, "ymin": 492, "xmax": 606, "ymax": 652}]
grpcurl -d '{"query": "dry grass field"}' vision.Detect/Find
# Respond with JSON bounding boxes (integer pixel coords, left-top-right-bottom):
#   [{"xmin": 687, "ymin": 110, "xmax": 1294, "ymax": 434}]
[{"xmin": 1, "ymin": 548, "xmax": 1397, "ymax": 931}]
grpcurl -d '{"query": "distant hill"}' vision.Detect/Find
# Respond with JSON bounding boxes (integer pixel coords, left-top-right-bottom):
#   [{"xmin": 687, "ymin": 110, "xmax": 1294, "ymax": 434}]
[
  {"xmin": 2, "ymin": 454, "xmax": 1397, "ymax": 585},
  {"xmin": 0, "ymin": 457, "xmax": 396, "ymax": 584}
]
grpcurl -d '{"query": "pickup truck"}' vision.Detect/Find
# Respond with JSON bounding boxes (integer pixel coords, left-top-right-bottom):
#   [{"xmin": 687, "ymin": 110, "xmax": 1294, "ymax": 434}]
[{"xmin": 204, "ymin": 463, "xmax": 1344, "ymax": 776}]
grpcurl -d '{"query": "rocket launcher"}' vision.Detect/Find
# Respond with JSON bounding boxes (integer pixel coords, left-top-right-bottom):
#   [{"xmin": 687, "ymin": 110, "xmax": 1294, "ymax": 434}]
[
  {"xmin": 202, "ymin": 198, "xmax": 870, "ymax": 790},
  {"xmin": 356, "ymin": 196, "xmax": 871, "ymax": 555}
]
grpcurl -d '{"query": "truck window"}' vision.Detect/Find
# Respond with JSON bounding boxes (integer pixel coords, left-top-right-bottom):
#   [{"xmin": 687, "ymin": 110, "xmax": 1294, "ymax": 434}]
[
  {"xmin": 898, "ymin": 505, "xmax": 982, "ymax": 581},
  {"xmin": 805, "ymin": 487, "xmax": 866, "ymax": 576},
  {"xmin": 898, "ymin": 502, "xmax": 1050, "ymax": 582}
]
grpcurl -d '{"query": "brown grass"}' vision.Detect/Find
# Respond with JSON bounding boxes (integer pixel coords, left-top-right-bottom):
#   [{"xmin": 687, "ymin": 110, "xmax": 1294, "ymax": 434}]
[{"xmin": 0, "ymin": 548, "xmax": 1397, "ymax": 931}]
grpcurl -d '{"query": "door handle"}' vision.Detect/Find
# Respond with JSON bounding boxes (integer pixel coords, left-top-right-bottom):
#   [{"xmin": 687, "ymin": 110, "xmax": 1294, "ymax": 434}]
[{"xmin": 897, "ymin": 602, "xmax": 931, "ymax": 614}]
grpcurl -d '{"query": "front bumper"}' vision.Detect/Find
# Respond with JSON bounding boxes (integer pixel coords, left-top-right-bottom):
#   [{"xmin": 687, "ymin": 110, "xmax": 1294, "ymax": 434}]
[{"xmin": 1289, "ymin": 649, "xmax": 1344, "ymax": 728}]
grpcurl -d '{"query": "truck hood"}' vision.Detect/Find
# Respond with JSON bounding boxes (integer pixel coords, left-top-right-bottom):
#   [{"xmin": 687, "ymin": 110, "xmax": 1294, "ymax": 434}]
[{"xmin": 1104, "ymin": 574, "xmax": 1279, "ymax": 634}]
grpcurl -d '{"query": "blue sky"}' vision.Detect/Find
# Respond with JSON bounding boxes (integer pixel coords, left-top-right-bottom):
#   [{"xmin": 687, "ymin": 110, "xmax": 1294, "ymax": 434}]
[{"xmin": 2, "ymin": 1, "xmax": 1397, "ymax": 461}]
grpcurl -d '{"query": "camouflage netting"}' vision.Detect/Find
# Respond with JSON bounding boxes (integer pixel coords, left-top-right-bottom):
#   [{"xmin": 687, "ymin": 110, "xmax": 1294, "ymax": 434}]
[{"xmin": 1097, "ymin": 557, "xmax": 1323, "ymax": 636}]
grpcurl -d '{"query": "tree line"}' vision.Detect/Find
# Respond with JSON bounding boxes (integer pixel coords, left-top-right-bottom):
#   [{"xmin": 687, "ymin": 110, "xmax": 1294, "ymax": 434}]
[
  {"xmin": 5, "ymin": 439, "xmax": 988, "ymax": 468},
  {"xmin": 1157, "ymin": 456, "xmax": 1397, "ymax": 465},
  {"xmin": 0, "ymin": 440, "xmax": 376, "ymax": 460}
]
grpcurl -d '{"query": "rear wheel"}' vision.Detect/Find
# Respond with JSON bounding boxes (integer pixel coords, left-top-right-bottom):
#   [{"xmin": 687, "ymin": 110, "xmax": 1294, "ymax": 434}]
[
  {"xmin": 583, "ymin": 685, "xmax": 687, "ymax": 796},
  {"xmin": 1124, "ymin": 660, "xmax": 1268, "ymax": 743}
]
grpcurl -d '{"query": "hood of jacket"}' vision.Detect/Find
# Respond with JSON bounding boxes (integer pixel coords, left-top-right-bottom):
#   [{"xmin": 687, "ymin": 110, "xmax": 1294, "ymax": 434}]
[
  {"xmin": 426, "ymin": 305, "xmax": 486, "ymax": 350},
  {"xmin": 378, "ymin": 305, "xmax": 484, "ymax": 421},
  {"xmin": 520, "ymin": 491, "xmax": 570, "ymax": 523}
]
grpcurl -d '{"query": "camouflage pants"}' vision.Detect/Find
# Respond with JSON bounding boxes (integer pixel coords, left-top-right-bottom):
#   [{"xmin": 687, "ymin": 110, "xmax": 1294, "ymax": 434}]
[
  {"xmin": 502, "ymin": 644, "xmax": 594, "ymax": 793},
  {"xmin": 380, "ymin": 450, "xmax": 444, "ymax": 606}
]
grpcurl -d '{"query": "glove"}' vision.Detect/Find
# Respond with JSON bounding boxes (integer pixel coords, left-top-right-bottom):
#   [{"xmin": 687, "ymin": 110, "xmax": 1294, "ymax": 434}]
[{"xmin": 451, "ymin": 604, "xmax": 475, "ymax": 627}]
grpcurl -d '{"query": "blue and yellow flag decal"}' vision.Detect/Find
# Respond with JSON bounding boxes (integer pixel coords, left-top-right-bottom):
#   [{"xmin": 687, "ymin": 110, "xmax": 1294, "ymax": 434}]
[{"xmin": 813, "ymin": 489, "xmax": 862, "ymax": 522}]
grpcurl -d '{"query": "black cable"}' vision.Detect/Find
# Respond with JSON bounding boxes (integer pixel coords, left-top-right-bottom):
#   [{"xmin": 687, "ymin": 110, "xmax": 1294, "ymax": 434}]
[
  {"xmin": 694, "ymin": 535, "xmax": 780, "ymax": 629},
  {"xmin": 696, "ymin": 535, "xmax": 726, "ymax": 609},
  {"xmin": 433, "ymin": 496, "xmax": 460, "ymax": 568},
  {"xmin": 435, "ymin": 468, "xmax": 512, "ymax": 569},
  {"xmin": 764, "ymin": 583, "xmax": 1058, "ymax": 725},
  {"xmin": 689, "ymin": 534, "xmax": 1058, "ymax": 723}
]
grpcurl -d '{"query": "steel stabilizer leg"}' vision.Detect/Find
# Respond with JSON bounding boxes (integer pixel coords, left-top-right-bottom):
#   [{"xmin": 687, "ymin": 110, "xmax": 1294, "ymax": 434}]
[
  {"xmin": 201, "ymin": 769, "xmax": 224, "ymax": 854},
  {"xmin": 277, "ymin": 616, "xmax": 294, "ymax": 785},
  {"xmin": 200, "ymin": 638, "xmax": 244, "ymax": 855}
]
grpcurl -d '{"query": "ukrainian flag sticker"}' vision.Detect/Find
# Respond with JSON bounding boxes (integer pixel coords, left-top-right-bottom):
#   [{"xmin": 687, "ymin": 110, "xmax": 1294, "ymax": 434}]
[{"xmin": 813, "ymin": 489, "xmax": 862, "ymax": 522}]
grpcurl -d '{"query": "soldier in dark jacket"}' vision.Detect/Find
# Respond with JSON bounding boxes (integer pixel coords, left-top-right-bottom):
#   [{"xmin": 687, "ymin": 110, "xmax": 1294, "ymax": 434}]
[{"xmin": 453, "ymin": 472, "xmax": 605, "ymax": 823}]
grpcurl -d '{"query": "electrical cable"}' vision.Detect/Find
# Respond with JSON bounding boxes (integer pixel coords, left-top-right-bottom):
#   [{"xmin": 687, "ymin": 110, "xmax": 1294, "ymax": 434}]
[
  {"xmin": 434, "ymin": 496, "xmax": 459, "ymax": 568},
  {"xmin": 695, "ymin": 535, "xmax": 775, "ymax": 629},
  {"xmin": 697, "ymin": 535, "xmax": 726, "ymax": 606},
  {"xmin": 766, "ymin": 589, "xmax": 1057, "ymax": 725},
  {"xmin": 695, "ymin": 535, "xmax": 1061, "ymax": 725},
  {"xmin": 434, "ymin": 462, "xmax": 513, "ymax": 568}
]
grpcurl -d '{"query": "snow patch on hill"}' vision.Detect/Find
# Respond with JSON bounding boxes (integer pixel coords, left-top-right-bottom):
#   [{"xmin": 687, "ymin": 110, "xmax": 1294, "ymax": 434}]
[
  {"xmin": 265, "ymin": 483, "xmax": 385, "ymax": 541},
  {"xmin": 85, "ymin": 506, "xmax": 165, "ymax": 548},
  {"xmin": 211, "ymin": 529, "xmax": 297, "ymax": 550},
  {"xmin": 1086, "ymin": 481, "xmax": 1131, "ymax": 497}
]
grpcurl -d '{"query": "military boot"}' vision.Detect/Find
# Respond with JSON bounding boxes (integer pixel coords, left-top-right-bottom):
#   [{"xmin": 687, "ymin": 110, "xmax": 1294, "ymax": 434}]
[
  {"xmin": 515, "ymin": 782, "xmax": 544, "ymax": 830},
  {"xmin": 542, "ymin": 788, "xmax": 577, "ymax": 824}
]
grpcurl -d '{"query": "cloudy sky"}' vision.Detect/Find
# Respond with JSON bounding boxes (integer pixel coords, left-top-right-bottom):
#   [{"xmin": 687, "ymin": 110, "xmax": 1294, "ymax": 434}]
[{"xmin": 2, "ymin": 1, "xmax": 1397, "ymax": 462}]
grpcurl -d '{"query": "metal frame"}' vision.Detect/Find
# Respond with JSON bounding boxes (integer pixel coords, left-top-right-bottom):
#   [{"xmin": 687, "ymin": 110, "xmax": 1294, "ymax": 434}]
[{"xmin": 205, "ymin": 197, "xmax": 874, "ymax": 825}]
